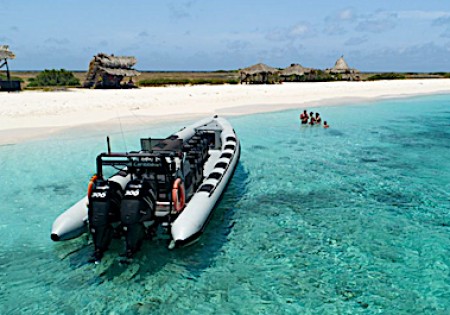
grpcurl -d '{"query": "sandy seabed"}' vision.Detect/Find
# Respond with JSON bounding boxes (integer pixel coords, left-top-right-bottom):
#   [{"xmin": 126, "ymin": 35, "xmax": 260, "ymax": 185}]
[{"xmin": 1, "ymin": 80, "xmax": 450, "ymax": 144}]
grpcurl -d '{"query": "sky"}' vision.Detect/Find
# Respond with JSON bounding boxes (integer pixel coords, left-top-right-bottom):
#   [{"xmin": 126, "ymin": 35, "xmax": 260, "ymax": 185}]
[{"xmin": 1, "ymin": 0, "xmax": 450, "ymax": 72}]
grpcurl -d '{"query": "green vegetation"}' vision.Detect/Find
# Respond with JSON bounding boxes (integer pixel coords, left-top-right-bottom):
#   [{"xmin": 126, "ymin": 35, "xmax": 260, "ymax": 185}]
[
  {"xmin": 0, "ymin": 74, "xmax": 24, "ymax": 82},
  {"xmin": 138, "ymin": 78, "xmax": 239, "ymax": 87},
  {"xmin": 366, "ymin": 73, "xmax": 406, "ymax": 81},
  {"xmin": 307, "ymin": 70, "xmax": 335, "ymax": 82},
  {"xmin": 6, "ymin": 69, "xmax": 450, "ymax": 89},
  {"xmin": 27, "ymin": 69, "xmax": 80, "ymax": 87}
]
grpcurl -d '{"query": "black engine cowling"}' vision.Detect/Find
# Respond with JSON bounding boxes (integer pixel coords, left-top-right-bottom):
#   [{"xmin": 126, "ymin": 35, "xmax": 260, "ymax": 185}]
[
  {"xmin": 88, "ymin": 180, "xmax": 123, "ymax": 261},
  {"xmin": 120, "ymin": 179, "xmax": 156, "ymax": 257}
]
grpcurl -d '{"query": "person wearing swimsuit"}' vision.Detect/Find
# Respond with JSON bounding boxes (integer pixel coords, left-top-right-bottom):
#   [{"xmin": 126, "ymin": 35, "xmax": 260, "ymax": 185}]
[
  {"xmin": 300, "ymin": 110, "xmax": 309, "ymax": 124},
  {"xmin": 315, "ymin": 112, "xmax": 322, "ymax": 124}
]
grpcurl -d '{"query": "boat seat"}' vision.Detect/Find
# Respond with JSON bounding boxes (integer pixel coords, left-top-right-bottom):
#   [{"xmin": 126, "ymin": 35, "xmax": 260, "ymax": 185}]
[
  {"xmin": 215, "ymin": 161, "xmax": 228, "ymax": 169},
  {"xmin": 220, "ymin": 152, "xmax": 233, "ymax": 159},
  {"xmin": 224, "ymin": 144, "xmax": 236, "ymax": 151},
  {"xmin": 198, "ymin": 183, "xmax": 214, "ymax": 193},
  {"xmin": 207, "ymin": 172, "xmax": 222, "ymax": 180}
]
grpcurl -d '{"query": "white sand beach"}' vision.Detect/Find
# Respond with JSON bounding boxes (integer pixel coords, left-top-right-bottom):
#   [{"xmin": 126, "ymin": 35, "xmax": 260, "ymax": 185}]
[{"xmin": 1, "ymin": 79, "xmax": 450, "ymax": 144}]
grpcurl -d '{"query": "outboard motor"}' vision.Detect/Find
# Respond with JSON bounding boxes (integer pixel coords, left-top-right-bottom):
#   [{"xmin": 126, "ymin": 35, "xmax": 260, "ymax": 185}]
[
  {"xmin": 120, "ymin": 179, "xmax": 156, "ymax": 258},
  {"xmin": 88, "ymin": 180, "xmax": 123, "ymax": 262}
]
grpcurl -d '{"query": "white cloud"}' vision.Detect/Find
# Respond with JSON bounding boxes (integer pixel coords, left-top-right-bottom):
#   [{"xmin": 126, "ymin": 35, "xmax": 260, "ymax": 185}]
[
  {"xmin": 323, "ymin": 8, "xmax": 355, "ymax": 35},
  {"xmin": 289, "ymin": 24, "xmax": 309, "ymax": 37},
  {"xmin": 356, "ymin": 11, "xmax": 398, "ymax": 33},
  {"xmin": 323, "ymin": 24, "xmax": 346, "ymax": 36},
  {"xmin": 168, "ymin": 0, "xmax": 196, "ymax": 19},
  {"xmin": 398, "ymin": 10, "xmax": 450, "ymax": 20},
  {"xmin": 345, "ymin": 36, "xmax": 368, "ymax": 46},
  {"xmin": 432, "ymin": 16, "xmax": 450, "ymax": 27},
  {"xmin": 339, "ymin": 9, "xmax": 354, "ymax": 21},
  {"xmin": 266, "ymin": 23, "xmax": 312, "ymax": 42},
  {"xmin": 353, "ymin": 42, "xmax": 450, "ymax": 71}
]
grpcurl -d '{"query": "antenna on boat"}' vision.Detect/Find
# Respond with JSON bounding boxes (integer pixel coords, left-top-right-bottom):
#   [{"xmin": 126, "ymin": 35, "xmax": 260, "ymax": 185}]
[{"xmin": 107, "ymin": 136, "xmax": 111, "ymax": 154}]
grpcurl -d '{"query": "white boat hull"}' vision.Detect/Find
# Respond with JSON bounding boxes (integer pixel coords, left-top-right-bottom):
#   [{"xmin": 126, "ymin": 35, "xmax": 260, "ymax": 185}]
[
  {"xmin": 171, "ymin": 117, "xmax": 240, "ymax": 246},
  {"xmin": 51, "ymin": 173, "xmax": 131, "ymax": 241},
  {"xmin": 51, "ymin": 116, "xmax": 240, "ymax": 250}
]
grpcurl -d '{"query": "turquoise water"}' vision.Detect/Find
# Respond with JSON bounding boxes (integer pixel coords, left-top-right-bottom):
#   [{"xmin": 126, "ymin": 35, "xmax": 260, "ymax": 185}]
[{"xmin": 1, "ymin": 94, "xmax": 450, "ymax": 314}]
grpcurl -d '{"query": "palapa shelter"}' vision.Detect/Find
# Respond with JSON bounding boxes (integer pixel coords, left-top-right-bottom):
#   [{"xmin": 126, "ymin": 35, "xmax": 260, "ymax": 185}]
[
  {"xmin": 279, "ymin": 63, "xmax": 312, "ymax": 82},
  {"xmin": 84, "ymin": 53, "xmax": 140, "ymax": 88},
  {"xmin": 0, "ymin": 45, "xmax": 21, "ymax": 91},
  {"xmin": 240, "ymin": 63, "xmax": 279, "ymax": 84},
  {"xmin": 327, "ymin": 56, "xmax": 360, "ymax": 81}
]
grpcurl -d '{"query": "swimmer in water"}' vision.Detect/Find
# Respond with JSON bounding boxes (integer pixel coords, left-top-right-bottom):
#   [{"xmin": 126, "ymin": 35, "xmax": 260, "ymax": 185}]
[
  {"xmin": 315, "ymin": 112, "xmax": 322, "ymax": 124},
  {"xmin": 300, "ymin": 110, "xmax": 309, "ymax": 120},
  {"xmin": 309, "ymin": 112, "xmax": 316, "ymax": 125},
  {"xmin": 300, "ymin": 110, "xmax": 309, "ymax": 124}
]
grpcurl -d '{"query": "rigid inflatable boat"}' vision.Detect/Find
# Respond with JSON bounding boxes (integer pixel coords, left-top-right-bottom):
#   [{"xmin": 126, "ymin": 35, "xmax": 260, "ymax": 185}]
[{"xmin": 51, "ymin": 116, "xmax": 240, "ymax": 261}]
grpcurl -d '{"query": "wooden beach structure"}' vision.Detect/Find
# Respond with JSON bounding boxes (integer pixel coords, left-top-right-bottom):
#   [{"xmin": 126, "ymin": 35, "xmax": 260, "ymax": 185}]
[
  {"xmin": 0, "ymin": 45, "xmax": 21, "ymax": 91},
  {"xmin": 279, "ymin": 63, "xmax": 312, "ymax": 82},
  {"xmin": 84, "ymin": 53, "xmax": 140, "ymax": 88},
  {"xmin": 240, "ymin": 63, "xmax": 279, "ymax": 84},
  {"xmin": 326, "ymin": 56, "xmax": 360, "ymax": 81}
]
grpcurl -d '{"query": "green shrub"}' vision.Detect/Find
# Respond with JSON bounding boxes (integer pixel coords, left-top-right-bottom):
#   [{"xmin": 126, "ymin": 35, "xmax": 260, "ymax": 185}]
[
  {"xmin": 367, "ymin": 73, "xmax": 406, "ymax": 81},
  {"xmin": 0, "ymin": 74, "xmax": 24, "ymax": 82},
  {"xmin": 27, "ymin": 69, "xmax": 80, "ymax": 87},
  {"xmin": 306, "ymin": 70, "xmax": 335, "ymax": 82},
  {"xmin": 428, "ymin": 72, "xmax": 450, "ymax": 78}
]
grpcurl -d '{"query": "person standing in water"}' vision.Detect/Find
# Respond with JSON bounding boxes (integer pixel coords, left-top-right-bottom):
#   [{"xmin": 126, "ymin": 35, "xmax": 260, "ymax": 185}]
[
  {"xmin": 309, "ymin": 112, "xmax": 316, "ymax": 125},
  {"xmin": 300, "ymin": 110, "xmax": 309, "ymax": 124},
  {"xmin": 323, "ymin": 121, "xmax": 329, "ymax": 128},
  {"xmin": 315, "ymin": 112, "xmax": 322, "ymax": 124}
]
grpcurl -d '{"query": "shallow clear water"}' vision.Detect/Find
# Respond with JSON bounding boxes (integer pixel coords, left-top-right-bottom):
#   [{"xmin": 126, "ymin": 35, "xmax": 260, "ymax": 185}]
[{"xmin": 1, "ymin": 94, "xmax": 450, "ymax": 314}]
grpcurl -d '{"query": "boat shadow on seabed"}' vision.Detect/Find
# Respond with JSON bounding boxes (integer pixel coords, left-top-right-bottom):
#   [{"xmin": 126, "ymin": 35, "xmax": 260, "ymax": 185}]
[{"xmin": 55, "ymin": 162, "xmax": 249, "ymax": 283}]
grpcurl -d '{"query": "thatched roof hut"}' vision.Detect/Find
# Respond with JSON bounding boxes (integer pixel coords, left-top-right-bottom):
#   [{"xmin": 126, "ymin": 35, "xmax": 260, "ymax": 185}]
[
  {"xmin": 328, "ymin": 56, "xmax": 359, "ymax": 74},
  {"xmin": 84, "ymin": 53, "xmax": 140, "ymax": 88},
  {"xmin": 326, "ymin": 56, "xmax": 360, "ymax": 81},
  {"xmin": 280, "ymin": 63, "xmax": 311, "ymax": 76},
  {"xmin": 240, "ymin": 63, "xmax": 279, "ymax": 84},
  {"xmin": 279, "ymin": 63, "xmax": 314, "ymax": 82},
  {"xmin": 240, "ymin": 63, "xmax": 278, "ymax": 75},
  {"xmin": 0, "ymin": 45, "xmax": 15, "ymax": 60},
  {"xmin": 0, "ymin": 45, "xmax": 21, "ymax": 91}
]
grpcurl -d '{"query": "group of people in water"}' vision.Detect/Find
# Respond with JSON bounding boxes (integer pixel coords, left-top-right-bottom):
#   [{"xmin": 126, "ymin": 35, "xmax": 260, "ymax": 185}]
[{"xmin": 300, "ymin": 110, "xmax": 329, "ymax": 128}]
